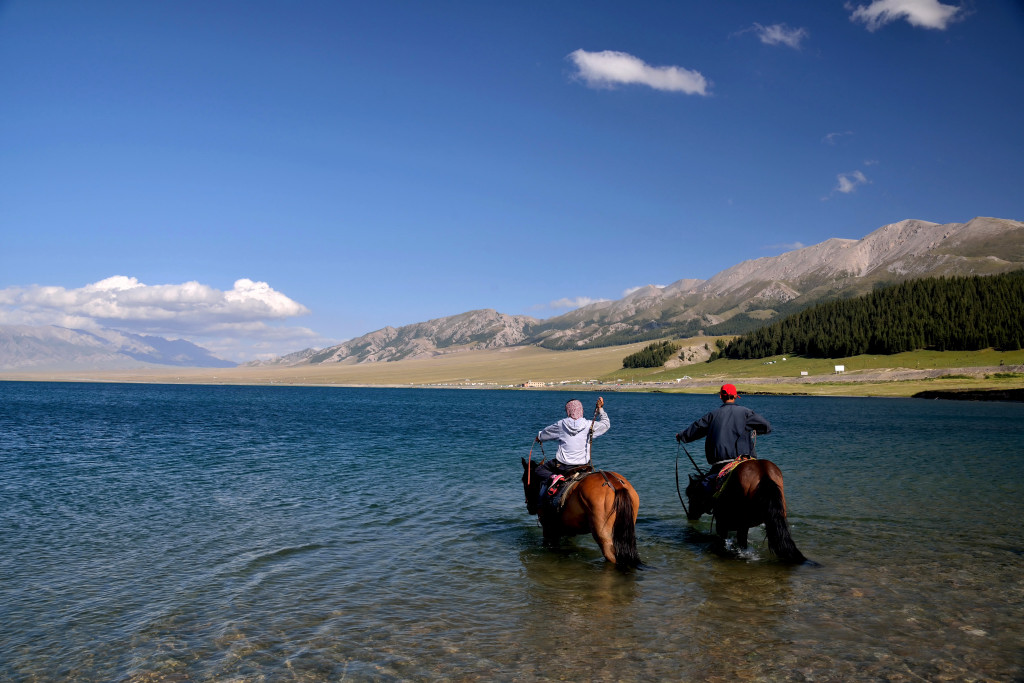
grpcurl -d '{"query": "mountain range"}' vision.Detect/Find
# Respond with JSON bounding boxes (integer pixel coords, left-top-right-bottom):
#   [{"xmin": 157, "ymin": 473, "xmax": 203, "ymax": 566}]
[
  {"xmin": 252, "ymin": 216, "xmax": 1024, "ymax": 366},
  {"xmin": 0, "ymin": 325, "xmax": 236, "ymax": 371},
  {"xmin": 3, "ymin": 216, "xmax": 1021, "ymax": 371}
]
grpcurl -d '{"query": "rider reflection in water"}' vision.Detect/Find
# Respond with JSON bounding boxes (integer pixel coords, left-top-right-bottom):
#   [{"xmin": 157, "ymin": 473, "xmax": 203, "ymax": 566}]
[
  {"xmin": 534, "ymin": 397, "xmax": 609, "ymax": 500},
  {"xmin": 677, "ymin": 384, "xmax": 772, "ymax": 490}
]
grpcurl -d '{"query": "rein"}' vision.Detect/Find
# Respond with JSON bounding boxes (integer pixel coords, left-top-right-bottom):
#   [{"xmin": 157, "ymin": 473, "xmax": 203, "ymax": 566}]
[
  {"xmin": 679, "ymin": 440, "xmax": 705, "ymax": 477},
  {"xmin": 674, "ymin": 442, "xmax": 690, "ymax": 517},
  {"xmin": 526, "ymin": 440, "xmax": 546, "ymax": 485},
  {"xmin": 675, "ymin": 440, "xmax": 706, "ymax": 518}
]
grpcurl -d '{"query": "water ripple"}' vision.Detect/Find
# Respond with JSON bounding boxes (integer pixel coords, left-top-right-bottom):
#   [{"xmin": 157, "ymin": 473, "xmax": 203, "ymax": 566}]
[{"xmin": 1, "ymin": 383, "xmax": 1022, "ymax": 681}]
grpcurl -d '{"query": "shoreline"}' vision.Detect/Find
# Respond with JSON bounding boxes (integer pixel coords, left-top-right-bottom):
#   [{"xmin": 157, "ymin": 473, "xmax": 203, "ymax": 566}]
[
  {"xmin": 910, "ymin": 387, "xmax": 1024, "ymax": 402},
  {"xmin": 2, "ymin": 363, "xmax": 1023, "ymax": 400}
]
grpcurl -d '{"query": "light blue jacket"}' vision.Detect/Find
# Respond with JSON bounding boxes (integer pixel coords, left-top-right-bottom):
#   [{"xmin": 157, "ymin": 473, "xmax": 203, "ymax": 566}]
[{"xmin": 537, "ymin": 409, "xmax": 610, "ymax": 466}]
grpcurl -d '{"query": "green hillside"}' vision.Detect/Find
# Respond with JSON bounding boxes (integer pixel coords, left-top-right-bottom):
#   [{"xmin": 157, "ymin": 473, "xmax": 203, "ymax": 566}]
[{"xmin": 722, "ymin": 271, "xmax": 1024, "ymax": 360}]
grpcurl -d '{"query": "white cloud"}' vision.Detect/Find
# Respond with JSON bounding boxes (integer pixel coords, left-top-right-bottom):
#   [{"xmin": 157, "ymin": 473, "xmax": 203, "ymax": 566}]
[
  {"xmin": 0, "ymin": 276, "xmax": 322, "ymax": 362},
  {"xmin": 548, "ymin": 296, "xmax": 608, "ymax": 310},
  {"xmin": 763, "ymin": 241, "xmax": 806, "ymax": 251},
  {"xmin": 847, "ymin": 0, "xmax": 962, "ymax": 31},
  {"xmin": 622, "ymin": 285, "xmax": 665, "ymax": 297},
  {"xmin": 835, "ymin": 170, "xmax": 870, "ymax": 194},
  {"xmin": 568, "ymin": 49, "xmax": 709, "ymax": 95},
  {"xmin": 823, "ymin": 131, "xmax": 854, "ymax": 145},
  {"xmin": 193, "ymin": 322, "xmax": 332, "ymax": 363},
  {"xmin": 753, "ymin": 23, "xmax": 809, "ymax": 49}
]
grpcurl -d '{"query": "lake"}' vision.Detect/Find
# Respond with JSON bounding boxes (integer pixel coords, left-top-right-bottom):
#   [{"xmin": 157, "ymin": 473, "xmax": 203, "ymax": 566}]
[{"xmin": 1, "ymin": 382, "xmax": 1021, "ymax": 681}]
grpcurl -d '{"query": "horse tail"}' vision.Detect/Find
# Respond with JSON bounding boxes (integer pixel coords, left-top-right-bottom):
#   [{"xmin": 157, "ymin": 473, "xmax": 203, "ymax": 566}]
[
  {"xmin": 755, "ymin": 478, "xmax": 807, "ymax": 564},
  {"xmin": 611, "ymin": 486, "xmax": 641, "ymax": 568}
]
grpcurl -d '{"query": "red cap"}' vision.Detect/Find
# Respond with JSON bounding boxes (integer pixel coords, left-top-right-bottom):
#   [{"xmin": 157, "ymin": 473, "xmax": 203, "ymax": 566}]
[{"xmin": 720, "ymin": 383, "xmax": 738, "ymax": 397}]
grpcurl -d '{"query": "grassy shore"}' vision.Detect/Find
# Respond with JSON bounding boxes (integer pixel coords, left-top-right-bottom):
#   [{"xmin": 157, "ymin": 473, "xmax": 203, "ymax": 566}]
[
  {"xmin": 606, "ymin": 345, "xmax": 1024, "ymax": 397},
  {"xmin": 3, "ymin": 341, "xmax": 1024, "ymax": 398}
]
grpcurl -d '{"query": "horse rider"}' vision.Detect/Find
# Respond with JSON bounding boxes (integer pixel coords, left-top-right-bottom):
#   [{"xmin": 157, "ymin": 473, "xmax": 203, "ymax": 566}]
[
  {"xmin": 676, "ymin": 383, "xmax": 771, "ymax": 490},
  {"xmin": 534, "ymin": 397, "xmax": 609, "ymax": 500}
]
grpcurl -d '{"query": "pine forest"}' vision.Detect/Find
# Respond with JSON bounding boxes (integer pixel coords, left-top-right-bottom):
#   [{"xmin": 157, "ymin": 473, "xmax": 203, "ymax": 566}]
[{"xmin": 721, "ymin": 271, "xmax": 1024, "ymax": 360}]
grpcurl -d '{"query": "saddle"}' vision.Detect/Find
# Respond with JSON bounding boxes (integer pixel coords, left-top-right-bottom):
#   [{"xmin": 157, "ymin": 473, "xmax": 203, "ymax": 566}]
[
  {"xmin": 544, "ymin": 464, "xmax": 594, "ymax": 511},
  {"xmin": 709, "ymin": 456, "xmax": 753, "ymax": 500}
]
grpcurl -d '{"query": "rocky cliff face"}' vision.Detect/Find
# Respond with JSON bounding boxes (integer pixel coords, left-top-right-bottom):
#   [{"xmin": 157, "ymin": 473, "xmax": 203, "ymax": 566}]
[
  {"xmin": 527, "ymin": 216, "xmax": 1024, "ymax": 349},
  {"xmin": 265, "ymin": 216, "xmax": 1024, "ymax": 364},
  {"xmin": 700, "ymin": 217, "xmax": 1020, "ymax": 294},
  {"xmin": 294, "ymin": 309, "xmax": 538, "ymax": 364}
]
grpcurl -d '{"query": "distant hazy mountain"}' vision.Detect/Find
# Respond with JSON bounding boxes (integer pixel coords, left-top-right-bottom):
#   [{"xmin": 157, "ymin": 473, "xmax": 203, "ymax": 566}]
[
  {"xmin": 253, "ymin": 216, "xmax": 1024, "ymax": 366},
  {"xmin": 0, "ymin": 325, "xmax": 236, "ymax": 371}
]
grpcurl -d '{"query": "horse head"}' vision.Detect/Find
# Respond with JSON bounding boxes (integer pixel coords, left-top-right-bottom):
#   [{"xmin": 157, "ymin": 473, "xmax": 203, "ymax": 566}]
[
  {"xmin": 685, "ymin": 473, "xmax": 710, "ymax": 520},
  {"xmin": 521, "ymin": 458, "xmax": 541, "ymax": 515}
]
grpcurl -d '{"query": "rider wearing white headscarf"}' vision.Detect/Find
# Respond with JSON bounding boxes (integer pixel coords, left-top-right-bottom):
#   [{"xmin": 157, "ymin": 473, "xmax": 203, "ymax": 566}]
[{"xmin": 533, "ymin": 398, "xmax": 609, "ymax": 494}]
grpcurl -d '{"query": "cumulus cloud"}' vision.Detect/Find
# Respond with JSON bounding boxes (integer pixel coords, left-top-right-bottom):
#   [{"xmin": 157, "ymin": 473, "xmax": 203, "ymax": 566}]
[
  {"xmin": 0, "ymin": 276, "xmax": 324, "ymax": 362},
  {"xmin": 835, "ymin": 170, "xmax": 870, "ymax": 194},
  {"xmin": 1, "ymin": 276, "xmax": 308, "ymax": 325},
  {"xmin": 568, "ymin": 49, "xmax": 709, "ymax": 95},
  {"xmin": 548, "ymin": 296, "xmax": 608, "ymax": 310},
  {"xmin": 752, "ymin": 23, "xmax": 809, "ymax": 49},
  {"xmin": 847, "ymin": 0, "xmax": 962, "ymax": 31}
]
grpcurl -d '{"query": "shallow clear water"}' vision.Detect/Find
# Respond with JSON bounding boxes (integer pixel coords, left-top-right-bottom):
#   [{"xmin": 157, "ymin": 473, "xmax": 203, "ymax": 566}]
[{"xmin": 1, "ymin": 382, "xmax": 1022, "ymax": 681}]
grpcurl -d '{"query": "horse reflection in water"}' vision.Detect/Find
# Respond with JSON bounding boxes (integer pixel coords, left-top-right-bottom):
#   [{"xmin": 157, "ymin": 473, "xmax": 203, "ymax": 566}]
[
  {"xmin": 685, "ymin": 459, "xmax": 807, "ymax": 564},
  {"xmin": 522, "ymin": 459, "xmax": 641, "ymax": 568}
]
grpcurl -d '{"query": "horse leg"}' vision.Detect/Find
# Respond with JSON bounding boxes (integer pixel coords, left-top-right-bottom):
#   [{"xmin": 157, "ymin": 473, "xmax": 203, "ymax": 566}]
[
  {"xmin": 539, "ymin": 514, "xmax": 561, "ymax": 548},
  {"xmin": 591, "ymin": 526, "xmax": 617, "ymax": 563},
  {"xmin": 588, "ymin": 492, "xmax": 619, "ymax": 563},
  {"xmin": 736, "ymin": 526, "xmax": 749, "ymax": 549}
]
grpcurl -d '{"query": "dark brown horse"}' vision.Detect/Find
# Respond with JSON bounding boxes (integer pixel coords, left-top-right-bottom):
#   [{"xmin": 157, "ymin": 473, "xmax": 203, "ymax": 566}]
[
  {"xmin": 522, "ymin": 458, "xmax": 641, "ymax": 567},
  {"xmin": 685, "ymin": 459, "xmax": 806, "ymax": 563}
]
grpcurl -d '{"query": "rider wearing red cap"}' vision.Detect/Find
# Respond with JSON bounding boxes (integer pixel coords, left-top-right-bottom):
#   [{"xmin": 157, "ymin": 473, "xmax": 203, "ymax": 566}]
[{"xmin": 677, "ymin": 383, "xmax": 772, "ymax": 482}]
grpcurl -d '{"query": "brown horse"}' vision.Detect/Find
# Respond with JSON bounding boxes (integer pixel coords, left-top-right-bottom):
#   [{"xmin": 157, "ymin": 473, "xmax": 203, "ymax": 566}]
[
  {"xmin": 685, "ymin": 458, "xmax": 806, "ymax": 564},
  {"xmin": 522, "ymin": 458, "xmax": 641, "ymax": 567}
]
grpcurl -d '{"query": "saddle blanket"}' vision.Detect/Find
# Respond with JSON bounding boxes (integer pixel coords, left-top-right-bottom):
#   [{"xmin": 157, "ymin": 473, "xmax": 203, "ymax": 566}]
[
  {"xmin": 710, "ymin": 457, "xmax": 751, "ymax": 499},
  {"xmin": 544, "ymin": 466, "xmax": 593, "ymax": 510}
]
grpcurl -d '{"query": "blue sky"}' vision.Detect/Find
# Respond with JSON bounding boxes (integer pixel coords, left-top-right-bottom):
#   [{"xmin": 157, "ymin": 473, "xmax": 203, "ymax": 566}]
[{"xmin": 2, "ymin": 1, "xmax": 1022, "ymax": 361}]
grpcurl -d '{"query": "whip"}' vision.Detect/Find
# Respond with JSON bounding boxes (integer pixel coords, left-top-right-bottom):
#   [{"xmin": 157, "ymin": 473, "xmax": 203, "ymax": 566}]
[{"xmin": 586, "ymin": 396, "xmax": 603, "ymax": 463}]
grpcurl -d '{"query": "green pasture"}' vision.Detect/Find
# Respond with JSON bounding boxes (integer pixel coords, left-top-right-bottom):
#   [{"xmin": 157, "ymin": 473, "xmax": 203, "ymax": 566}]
[
  {"xmin": 598, "ymin": 340, "xmax": 1024, "ymax": 397},
  {"xmin": 602, "ymin": 344, "xmax": 1024, "ymax": 383}
]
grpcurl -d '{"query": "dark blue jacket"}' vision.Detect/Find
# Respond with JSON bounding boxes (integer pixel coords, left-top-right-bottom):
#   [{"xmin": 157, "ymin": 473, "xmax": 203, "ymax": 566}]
[{"xmin": 681, "ymin": 402, "xmax": 772, "ymax": 465}]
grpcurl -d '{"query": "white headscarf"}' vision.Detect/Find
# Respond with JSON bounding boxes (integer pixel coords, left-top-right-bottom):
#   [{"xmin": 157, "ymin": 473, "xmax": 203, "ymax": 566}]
[{"xmin": 565, "ymin": 399, "xmax": 584, "ymax": 420}]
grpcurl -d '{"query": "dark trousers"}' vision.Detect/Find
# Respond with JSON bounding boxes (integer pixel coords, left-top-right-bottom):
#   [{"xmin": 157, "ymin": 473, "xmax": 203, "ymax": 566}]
[{"xmin": 535, "ymin": 460, "xmax": 571, "ymax": 484}]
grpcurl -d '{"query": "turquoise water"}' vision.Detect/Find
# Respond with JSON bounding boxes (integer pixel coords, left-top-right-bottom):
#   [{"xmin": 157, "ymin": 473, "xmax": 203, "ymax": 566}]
[{"xmin": 1, "ymin": 382, "xmax": 1022, "ymax": 681}]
